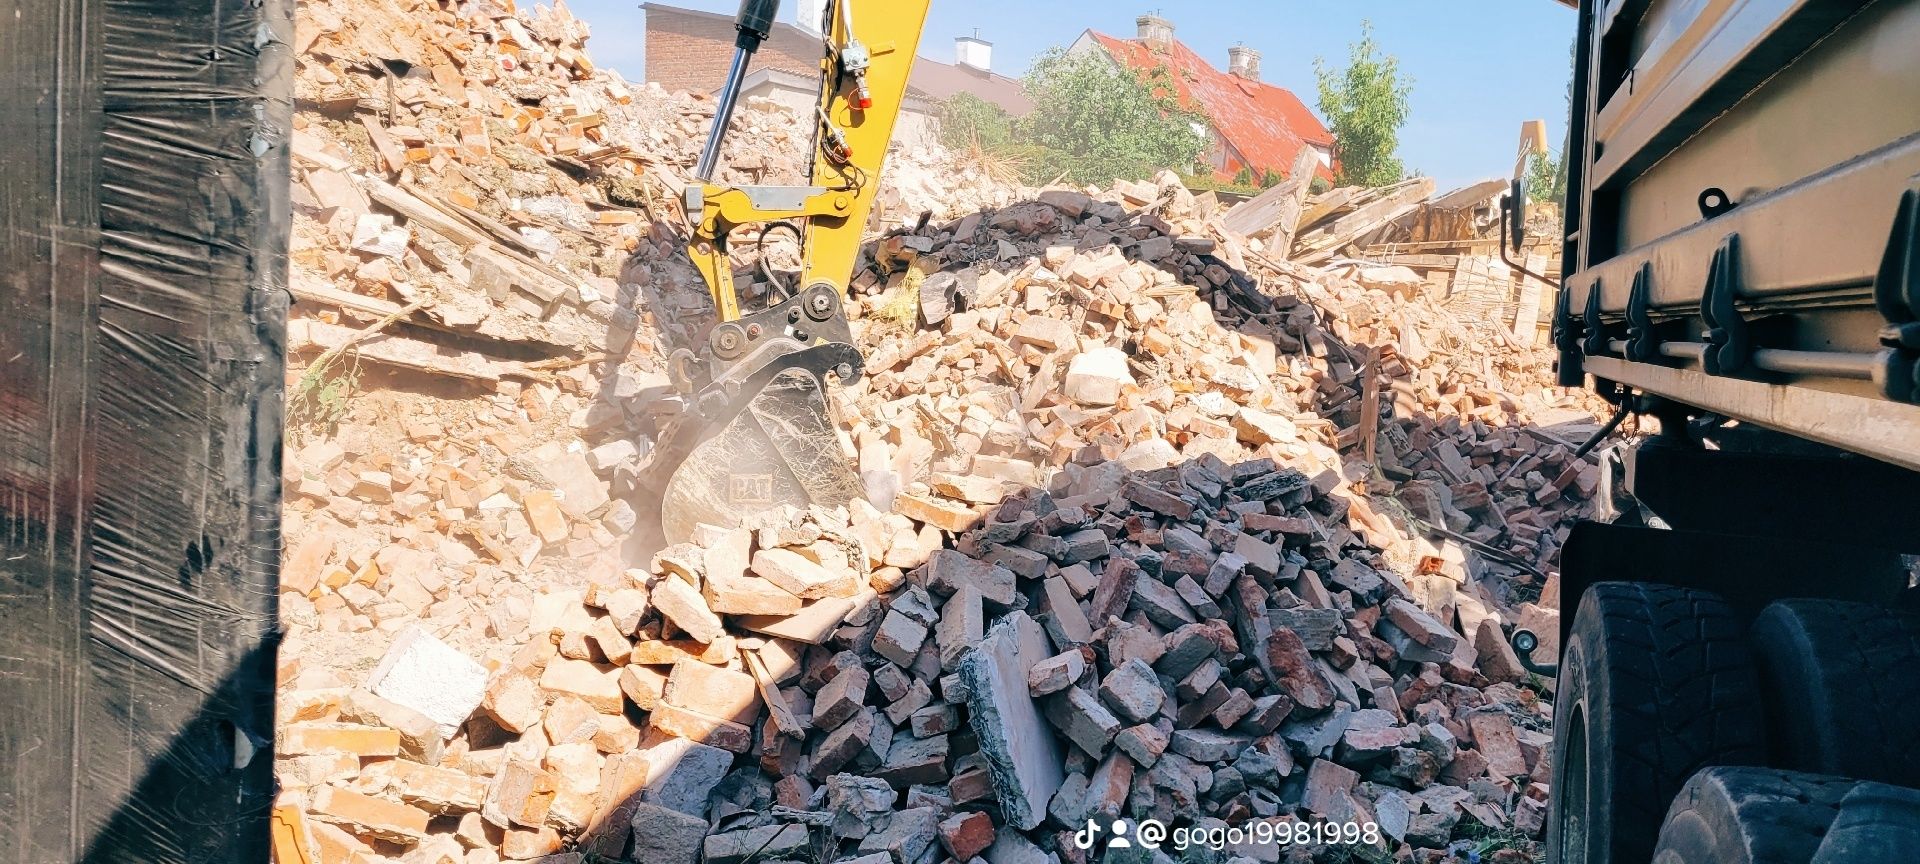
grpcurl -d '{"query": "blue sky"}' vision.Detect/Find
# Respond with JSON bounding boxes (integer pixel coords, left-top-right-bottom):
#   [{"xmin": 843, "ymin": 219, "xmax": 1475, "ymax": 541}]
[{"xmin": 563, "ymin": 0, "xmax": 1577, "ymax": 189}]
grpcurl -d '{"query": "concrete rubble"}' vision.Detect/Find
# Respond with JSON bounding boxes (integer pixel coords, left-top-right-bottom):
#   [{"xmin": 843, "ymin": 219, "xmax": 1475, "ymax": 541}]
[{"xmin": 275, "ymin": 1, "xmax": 1592, "ymax": 862}]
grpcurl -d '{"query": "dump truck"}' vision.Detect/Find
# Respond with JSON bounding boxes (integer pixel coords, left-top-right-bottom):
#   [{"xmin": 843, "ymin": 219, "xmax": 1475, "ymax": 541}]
[{"xmin": 1531, "ymin": 1, "xmax": 1920, "ymax": 861}]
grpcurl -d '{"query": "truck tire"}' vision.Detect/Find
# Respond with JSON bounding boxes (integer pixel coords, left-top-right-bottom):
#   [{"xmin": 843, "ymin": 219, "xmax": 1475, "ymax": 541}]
[
  {"xmin": 1810, "ymin": 781, "xmax": 1920, "ymax": 863},
  {"xmin": 1750, "ymin": 599, "xmax": 1920, "ymax": 787},
  {"xmin": 1548, "ymin": 582, "xmax": 1767, "ymax": 864},
  {"xmin": 1650, "ymin": 767, "xmax": 1853, "ymax": 864}
]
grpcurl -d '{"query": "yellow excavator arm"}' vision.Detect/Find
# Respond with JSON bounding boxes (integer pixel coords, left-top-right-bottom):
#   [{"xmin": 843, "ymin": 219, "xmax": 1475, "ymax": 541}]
[
  {"xmin": 650, "ymin": 0, "xmax": 932, "ymax": 543},
  {"xmin": 686, "ymin": 0, "xmax": 931, "ymax": 324}
]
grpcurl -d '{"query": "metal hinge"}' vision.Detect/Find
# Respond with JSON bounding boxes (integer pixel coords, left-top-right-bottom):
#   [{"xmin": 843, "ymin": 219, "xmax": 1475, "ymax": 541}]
[
  {"xmin": 1700, "ymin": 234, "xmax": 1752, "ymax": 377},
  {"xmin": 1583, "ymin": 274, "xmax": 1611, "ymax": 357},
  {"xmin": 1626, "ymin": 262, "xmax": 1660, "ymax": 362},
  {"xmin": 1552, "ymin": 284, "xmax": 1584, "ymax": 387}
]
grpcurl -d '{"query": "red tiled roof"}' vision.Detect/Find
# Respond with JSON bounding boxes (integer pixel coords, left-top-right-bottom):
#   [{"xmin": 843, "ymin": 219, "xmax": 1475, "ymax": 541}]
[{"xmin": 1088, "ymin": 32, "xmax": 1334, "ymax": 183}]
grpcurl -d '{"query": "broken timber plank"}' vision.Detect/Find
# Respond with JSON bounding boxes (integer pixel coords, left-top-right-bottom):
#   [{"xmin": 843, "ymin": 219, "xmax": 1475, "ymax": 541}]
[
  {"xmin": 402, "ymin": 178, "xmax": 545, "ymax": 259},
  {"xmin": 1360, "ymin": 345, "xmax": 1383, "ymax": 468},
  {"xmin": 358, "ymin": 115, "xmax": 407, "ymax": 174},
  {"xmin": 289, "ymin": 318, "xmax": 522, "ymax": 384},
  {"xmin": 1222, "ymin": 148, "xmax": 1320, "ymax": 246},
  {"xmin": 367, "ymin": 179, "xmax": 577, "ymax": 305},
  {"xmin": 290, "ymin": 271, "xmax": 410, "ymax": 321},
  {"xmin": 367, "ymin": 180, "xmax": 491, "ymax": 248},
  {"xmin": 745, "ymin": 650, "xmax": 805, "ymax": 740},
  {"xmin": 398, "ymin": 182, "xmax": 586, "ymax": 295},
  {"xmin": 1350, "ymin": 253, "xmax": 1464, "ymax": 271},
  {"xmin": 1293, "ymin": 178, "xmax": 1436, "ymax": 265},
  {"xmin": 1295, "ymin": 186, "xmax": 1366, "ymax": 234},
  {"xmin": 1512, "ymin": 253, "xmax": 1548, "ymax": 348}
]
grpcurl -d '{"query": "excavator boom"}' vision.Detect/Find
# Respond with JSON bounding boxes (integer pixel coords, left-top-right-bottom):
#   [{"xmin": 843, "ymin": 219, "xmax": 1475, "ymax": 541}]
[{"xmin": 650, "ymin": 0, "xmax": 932, "ymax": 543}]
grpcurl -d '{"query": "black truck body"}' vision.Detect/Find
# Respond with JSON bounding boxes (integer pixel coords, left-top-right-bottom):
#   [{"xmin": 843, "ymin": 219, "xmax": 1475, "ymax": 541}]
[{"xmin": 1548, "ymin": 2, "xmax": 1920, "ymax": 862}]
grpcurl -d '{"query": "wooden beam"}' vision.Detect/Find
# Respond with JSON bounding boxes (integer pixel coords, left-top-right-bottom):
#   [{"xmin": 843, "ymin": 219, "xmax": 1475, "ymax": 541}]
[
  {"xmin": 1221, "ymin": 147, "xmax": 1321, "ymax": 249},
  {"xmin": 1359, "ymin": 237, "xmax": 1560, "ymax": 255},
  {"xmin": 1351, "ymin": 253, "xmax": 1465, "ymax": 270},
  {"xmin": 366, "ymin": 180, "xmax": 490, "ymax": 247},
  {"xmin": 367, "ymin": 179, "xmax": 577, "ymax": 302},
  {"xmin": 289, "ymin": 272, "xmax": 408, "ymax": 320},
  {"xmin": 357, "ymin": 115, "xmax": 406, "ymax": 174},
  {"xmin": 289, "ymin": 318, "xmax": 522, "ymax": 384},
  {"xmin": 1512, "ymin": 252, "xmax": 1549, "ymax": 347},
  {"xmin": 1296, "ymin": 186, "xmax": 1365, "ymax": 233},
  {"xmin": 1360, "ymin": 346, "xmax": 1382, "ymax": 468},
  {"xmin": 1293, "ymin": 178, "xmax": 1435, "ymax": 265},
  {"xmin": 746, "ymin": 650, "xmax": 805, "ymax": 740}
]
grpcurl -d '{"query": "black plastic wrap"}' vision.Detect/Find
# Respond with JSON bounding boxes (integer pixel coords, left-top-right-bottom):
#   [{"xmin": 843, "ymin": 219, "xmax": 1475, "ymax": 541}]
[{"xmin": 1, "ymin": 0, "xmax": 291, "ymax": 860}]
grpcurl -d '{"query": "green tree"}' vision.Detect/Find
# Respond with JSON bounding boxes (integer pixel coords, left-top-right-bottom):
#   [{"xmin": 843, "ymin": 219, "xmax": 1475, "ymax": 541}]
[
  {"xmin": 1314, "ymin": 21, "xmax": 1412, "ymax": 187},
  {"xmin": 1525, "ymin": 38, "xmax": 1576, "ymax": 211},
  {"xmin": 938, "ymin": 92, "xmax": 1014, "ymax": 152},
  {"xmin": 1017, "ymin": 48, "xmax": 1210, "ymax": 185},
  {"xmin": 1525, "ymin": 148, "xmax": 1567, "ymax": 209}
]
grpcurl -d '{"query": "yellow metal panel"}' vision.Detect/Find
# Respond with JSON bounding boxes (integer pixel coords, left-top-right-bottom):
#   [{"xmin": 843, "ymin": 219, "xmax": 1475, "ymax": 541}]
[
  {"xmin": 693, "ymin": 185, "xmax": 853, "ymax": 322},
  {"xmin": 799, "ymin": 0, "xmax": 934, "ymax": 292}
]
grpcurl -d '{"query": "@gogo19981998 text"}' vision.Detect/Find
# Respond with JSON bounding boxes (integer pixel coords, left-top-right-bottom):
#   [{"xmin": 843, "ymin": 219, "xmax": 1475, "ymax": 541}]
[{"xmin": 1072, "ymin": 818, "xmax": 1381, "ymax": 853}]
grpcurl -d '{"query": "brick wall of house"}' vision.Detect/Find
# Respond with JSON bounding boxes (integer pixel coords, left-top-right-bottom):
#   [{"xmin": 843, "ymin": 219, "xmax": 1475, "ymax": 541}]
[{"xmin": 644, "ymin": 6, "xmax": 821, "ymax": 95}]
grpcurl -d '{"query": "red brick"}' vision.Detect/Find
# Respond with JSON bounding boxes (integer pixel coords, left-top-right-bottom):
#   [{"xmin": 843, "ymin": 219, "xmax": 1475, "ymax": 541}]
[
  {"xmin": 308, "ymin": 785, "xmax": 430, "ymax": 843},
  {"xmin": 279, "ymin": 722, "xmax": 401, "ymax": 757},
  {"xmin": 649, "ymin": 702, "xmax": 753, "ymax": 753},
  {"xmin": 939, "ymin": 811, "xmax": 995, "ymax": 861}
]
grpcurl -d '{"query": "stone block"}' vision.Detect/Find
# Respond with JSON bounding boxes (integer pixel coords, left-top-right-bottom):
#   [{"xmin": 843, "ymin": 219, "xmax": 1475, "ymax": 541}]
[
  {"xmin": 538, "ymin": 658, "xmax": 622, "ymax": 713},
  {"xmin": 1027, "ymin": 651, "xmax": 1085, "ymax": 696},
  {"xmin": 366, "ymin": 625, "xmax": 488, "ymax": 735},
  {"xmin": 706, "ymin": 824, "xmax": 810, "ymax": 864},
  {"xmin": 651, "ymin": 577, "xmax": 726, "ymax": 644},
  {"xmin": 752, "ymin": 547, "xmax": 858, "ymax": 599},
  {"xmin": 960, "ymin": 612, "xmax": 1065, "ymax": 831},
  {"xmin": 1098, "ymin": 658, "xmax": 1164, "ymax": 724},
  {"xmin": 641, "ymin": 737, "xmax": 733, "ymax": 816},
  {"xmin": 1044, "ymin": 686, "xmax": 1122, "ymax": 757},
  {"xmin": 627, "ymin": 801, "xmax": 708, "ymax": 864}
]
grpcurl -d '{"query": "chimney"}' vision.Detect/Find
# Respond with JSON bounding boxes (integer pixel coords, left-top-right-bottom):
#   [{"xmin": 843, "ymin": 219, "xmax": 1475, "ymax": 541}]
[
  {"xmin": 1136, "ymin": 13, "xmax": 1174, "ymax": 52},
  {"xmin": 794, "ymin": 0, "xmax": 828, "ymax": 35},
  {"xmin": 956, "ymin": 32, "xmax": 992, "ymax": 73},
  {"xmin": 1228, "ymin": 44, "xmax": 1260, "ymax": 80}
]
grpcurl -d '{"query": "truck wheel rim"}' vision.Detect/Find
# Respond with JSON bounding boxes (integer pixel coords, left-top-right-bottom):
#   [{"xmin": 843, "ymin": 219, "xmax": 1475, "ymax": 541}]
[{"xmin": 1558, "ymin": 706, "xmax": 1589, "ymax": 862}]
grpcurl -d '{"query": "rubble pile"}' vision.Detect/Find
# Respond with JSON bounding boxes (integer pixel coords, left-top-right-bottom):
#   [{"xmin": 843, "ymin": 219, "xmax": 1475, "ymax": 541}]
[
  {"xmin": 835, "ymin": 173, "xmax": 1598, "ymax": 582},
  {"xmin": 275, "ymin": 2, "xmax": 1600, "ymax": 863},
  {"xmin": 289, "ymin": 0, "xmax": 1015, "ymax": 380}
]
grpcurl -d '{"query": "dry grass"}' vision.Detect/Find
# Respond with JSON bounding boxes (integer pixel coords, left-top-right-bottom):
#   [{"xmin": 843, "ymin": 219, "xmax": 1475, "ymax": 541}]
[{"xmin": 960, "ymin": 133, "xmax": 1027, "ymax": 186}]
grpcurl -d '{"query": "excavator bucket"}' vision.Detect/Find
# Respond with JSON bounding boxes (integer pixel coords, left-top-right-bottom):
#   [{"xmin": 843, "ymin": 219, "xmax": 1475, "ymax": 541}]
[{"xmin": 654, "ymin": 345, "xmax": 866, "ymax": 545}]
